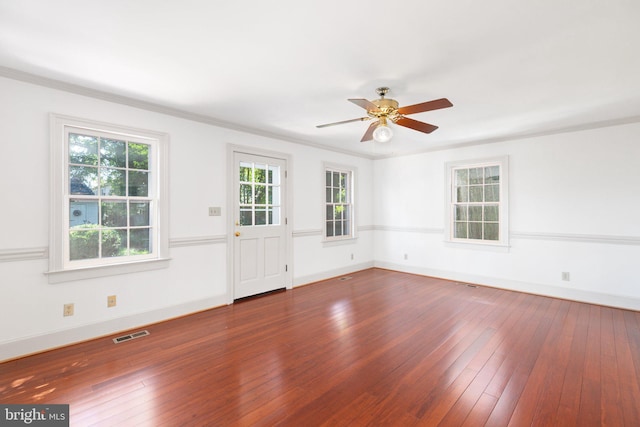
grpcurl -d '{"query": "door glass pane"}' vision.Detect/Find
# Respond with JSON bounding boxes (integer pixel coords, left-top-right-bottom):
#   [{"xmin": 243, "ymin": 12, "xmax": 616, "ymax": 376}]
[
  {"xmin": 254, "ymin": 164, "xmax": 267, "ymax": 183},
  {"xmin": 270, "ymin": 207, "xmax": 281, "ymax": 225},
  {"xmin": 239, "ymin": 209, "xmax": 252, "ymax": 226},
  {"xmin": 254, "ymin": 184, "xmax": 266, "ymax": 204},
  {"xmin": 255, "ymin": 209, "xmax": 266, "ymax": 225},
  {"xmin": 240, "ymin": 184, "xmax": 252, "ymax": 204},
  {"xmin": 239, "ymin": 163, "xmax": 252, "ymax": 182}
]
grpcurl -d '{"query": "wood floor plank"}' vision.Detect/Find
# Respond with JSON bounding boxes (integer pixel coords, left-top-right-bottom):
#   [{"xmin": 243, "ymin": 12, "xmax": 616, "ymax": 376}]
[{"xmin": 1, "ymin": 268, "xmax": 639, "ymax": 426}]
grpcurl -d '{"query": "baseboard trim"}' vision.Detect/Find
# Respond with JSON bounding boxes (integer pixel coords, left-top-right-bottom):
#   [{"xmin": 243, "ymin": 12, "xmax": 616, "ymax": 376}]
[
  {"xmin": 0, "ymin": 295, "xmax": 228, "ymax": 363},
  {"xmin": 374, "ymin": 261, "xmax": 640, "ymax": 311},
  {"xmin": 293, "ymin": 262, "xmax": 375, "ymax": 287}
]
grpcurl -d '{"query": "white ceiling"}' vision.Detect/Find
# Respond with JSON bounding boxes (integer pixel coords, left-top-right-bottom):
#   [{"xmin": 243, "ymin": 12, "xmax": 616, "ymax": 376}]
[{"xmin": 1, "ymin": 0, "xmax": 639, "ymax": 158}]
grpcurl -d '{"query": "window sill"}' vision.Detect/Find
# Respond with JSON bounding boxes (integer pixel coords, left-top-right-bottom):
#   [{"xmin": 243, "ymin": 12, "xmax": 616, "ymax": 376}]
[
  {"xmin": 322, "ymin": 236, "xmax": 358, "ymax": 247},
  {"xmin": 444, "ymin": 240, "xmax": 510, "ymax": 253},
  {"xmin": 46, "ymin": 258, "xmax": 171, "ymax": 284}
]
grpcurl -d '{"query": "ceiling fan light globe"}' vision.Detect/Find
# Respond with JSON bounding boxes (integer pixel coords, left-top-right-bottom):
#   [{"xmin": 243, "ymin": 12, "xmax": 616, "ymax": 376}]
[{"xmin": 373, "ymin": 124, "xmax": 393, "ymax": 142}]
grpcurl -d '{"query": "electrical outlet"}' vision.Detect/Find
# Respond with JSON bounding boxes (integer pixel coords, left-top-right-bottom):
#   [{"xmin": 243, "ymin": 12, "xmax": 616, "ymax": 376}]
[
  {"xmin": 350, "ymin": 253, "xmax": 354, "ymax": 260},
  {"xmin": 63, "ymin": 303, "xmax": 74, "ymax": 317},
  {"xmin": 404, "ymin": 253, "xmax": 408, "ymax": 260},
  {"xmin": 562, "ymin": 272, "xmax": 570, "ymax": 281},
  {"xmin": 107, "ymin": 295, "xmax": 117, "ymax": 308}
]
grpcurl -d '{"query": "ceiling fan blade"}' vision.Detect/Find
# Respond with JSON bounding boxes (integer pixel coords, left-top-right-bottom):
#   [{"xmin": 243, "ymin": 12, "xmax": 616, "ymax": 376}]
[
  {"xmin": 397, "ymin": 98, "xmax": 453, "ymax": 115},
  {"xmin": 348, "ymin": 98, "xmax": 380, "ymax": 112},
  {"xmin": 396, "ymin": 117, "xmax": 439, "ymax": 134},
  {"xmin": 360, "ymin": 121, "xmax": 378, "ymax": 142},
  {"xmin": 316, "ymin": 117, "xmax": 370, "ymax": 128}
]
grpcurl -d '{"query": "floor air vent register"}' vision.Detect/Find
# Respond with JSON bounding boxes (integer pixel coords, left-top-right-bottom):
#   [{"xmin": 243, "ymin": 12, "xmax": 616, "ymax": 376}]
[{"xmin": 112, "ymin": 330, "xmax": 150, "ymax": 344}]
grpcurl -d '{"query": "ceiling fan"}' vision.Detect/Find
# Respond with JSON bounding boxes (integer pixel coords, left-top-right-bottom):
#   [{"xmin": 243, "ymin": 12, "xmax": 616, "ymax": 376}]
[{"xmin": 317, "ymin": 87, "xmax": 453, "ymax": 143}]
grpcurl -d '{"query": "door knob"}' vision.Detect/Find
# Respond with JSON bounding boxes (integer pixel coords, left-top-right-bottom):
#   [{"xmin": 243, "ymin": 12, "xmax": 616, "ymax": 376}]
[{"xmin": 235, "ymin": 231, "xmax": 241, "ymax": 237}]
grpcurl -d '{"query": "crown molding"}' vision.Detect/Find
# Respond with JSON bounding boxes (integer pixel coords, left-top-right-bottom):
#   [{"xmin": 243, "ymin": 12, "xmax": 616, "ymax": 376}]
[{"xmin": 0, "ymin": 66, "xmax": 374, "ymax": 160}]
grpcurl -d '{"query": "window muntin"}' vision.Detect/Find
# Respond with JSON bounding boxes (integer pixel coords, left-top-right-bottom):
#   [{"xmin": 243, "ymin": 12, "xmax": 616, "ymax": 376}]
[
  {"xmin": 452, "ymin": 165, "xmax": 500, "ymax": 241},
  {"xmin": 325, "ymin": 168, "xmax": 354, "ymax": 240},
  {"xmin": 446, "ymin": 157, "xmax": 508, "ymax": 248},
  {"xmin": 238, "ymin": 161, "xmax": 281, "ymax": 226},
  {"xmin": 67, "ymin": 131, "xmax": 154, "ymax": 262}
]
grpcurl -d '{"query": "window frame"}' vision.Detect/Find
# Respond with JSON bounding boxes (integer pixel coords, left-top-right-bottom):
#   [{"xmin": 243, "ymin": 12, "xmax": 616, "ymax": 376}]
[
  {"xmin": 445, "ymin": 156, "xmax": 509, "ymax": 248},
  {"xmin": 323, "ymin": 163, "xmax": 356, "ymax": 242},
  {"xmin": 48, "ymin": 114, "xmax": 170, "ymax": 283}
]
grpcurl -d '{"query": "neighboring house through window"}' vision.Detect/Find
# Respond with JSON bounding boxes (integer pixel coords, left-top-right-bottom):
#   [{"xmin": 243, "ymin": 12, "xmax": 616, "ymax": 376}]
[
  {"xmin": 48, "ymin": 114, "xmax": 169, "ymax": 282},
  {"xmin": 324, "ymin": 164, "xmax": 355, "ymax": 240},
  {"xmin": 446, "ymin": 157, "xmax": 509, "ymax": 247}
]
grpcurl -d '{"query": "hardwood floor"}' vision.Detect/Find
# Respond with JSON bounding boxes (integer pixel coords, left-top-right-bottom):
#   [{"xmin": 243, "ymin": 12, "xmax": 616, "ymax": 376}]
[{"xmin": 2, "ymin": 268, "xmax": 640, "ymax": 426}]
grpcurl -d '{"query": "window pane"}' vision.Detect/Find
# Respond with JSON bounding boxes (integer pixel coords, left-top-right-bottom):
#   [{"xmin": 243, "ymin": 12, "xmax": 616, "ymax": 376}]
[
  {"xmin": 334, "ymin": 205, "xmax": 345, "ymax": 220},
  {"xmin": 130, "ymin": 228, "xmax": 151, "ymax": 254},
  {"xmin": 239, "ymin": 209, "xmax": 252, "ymax": 226},
  {"xmin": 454, "ymin": 222, "xmax": 467, "ymax": 238},
  {"xmin": 326, "ymin": 221, "xmax": 334, "ymax": 237},
  {"xmin": 69, "ymin": 227, "xmax": 99, "ymax": 260},
  {"xmin": 326, "ymin": 205, "xmax": 334, "ymax": 220},
  {"xmin": 325, "ymin": 188, "xmax": 332, "ymax": 203},
  {"xmin": 69, "ymin": 133, "xmax": 98, "ymax": 165},
  {"xmin": 484, "ymin": 223, "xmax": 499, "ymax": 241},
  {"xmin": 335, "ymin": 221, "xmax": 343, "ymax": 236},
  {"xmin": 100, "ymin": 168, "xmax": 126, "ymax": 196},
  {"xmin": 484, "ymin": 205, "xmax": 499, "ymax": 222},
  {"xmin": 130, "ymin": 202, "xmax": 150, "ymax": 226},
  {"xmin": 455, "ymin": 205, "xmax": 467, "ymax": 221},
  {"xmin": 469, "ymin": 222, "xmax": 483, "ymax": 239},
  {"xmin": 102, "ymin": 201, "xmax": 127, "ymax": 227},
  {"xmin": 485, "ymin": 184, "xmax": 499, "ymax": 202},
  {"xmin": 333, "ymin": 172, "xmax": 339, "ymax": 186},
  {"xmin": 342, "ymin": 205, "xmax": 350, "ymax": 222},
  {"xmin": 128, "ymin": 143, "xmax": 149, "ymax": 170},
  {"xmin": 326, "ymin": 171, "xmax": 332, "ymax": 186},
  {"xmin": 455, "ymin": 169, "xmax": 468, "ymax": 186},
  {"xmin": 102, "ymin": 229, "xmax": 126, "ymax": 257},
  {"xmin": 332, "ymin": 187, "xmax": 339, "ymax": 204},
  {"xmin": 343, "ymin": 220, "xmax": 350, "ymax": 236},
  {"xmin": 456, "ymin": 186, "xmax": 468, "ymax": 203},
  {"xmin": 128, "ymin": 171, "xmax": 149, "ymax": 197},
  {"xmin": 70, "ymin": 166, "xmax": 98, "ymax": 195},
  {"xmin": 469, "ymin": 206, "xmax": 483, "ymax": 221},
  {"xmin": 100, "ymin": 138, "xmax": 126, "ymax": 167},
  {"xmin": 469, "ymin": 168, "xmax": 483, "ymax": 185},
  {"xmin": 469, "ymin": 186, "xmax": 483, "ymax": 203},
  {"xmin": 70, "ymin": 200, "xmax": 99, "ymax": 227},
  {"xmin": 485, "ymin": 166, "xmax": 500, "ymax": 183}
]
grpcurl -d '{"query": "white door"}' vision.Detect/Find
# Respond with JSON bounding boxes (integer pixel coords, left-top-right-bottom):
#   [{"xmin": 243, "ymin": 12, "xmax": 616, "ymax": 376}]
[{"xmin": 233, "ymin": 152, "xmax": 287, "ymax": 299}]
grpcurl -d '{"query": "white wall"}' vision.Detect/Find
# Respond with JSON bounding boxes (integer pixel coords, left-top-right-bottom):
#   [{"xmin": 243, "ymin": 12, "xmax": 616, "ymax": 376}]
[
  {"xmin": 0, "ymin": 76, "xmax": 374, "ymax": 361},
  {"xmin": 373, "ymin": 122, "xmax": 640, "ymax": 310}
]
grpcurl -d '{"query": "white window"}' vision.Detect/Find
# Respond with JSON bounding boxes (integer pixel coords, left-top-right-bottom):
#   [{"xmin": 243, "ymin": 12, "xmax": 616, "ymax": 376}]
[
  {"xmin": 324, "ymin": 165, "xmax": 355, "ymax": 240},
  {"xmin": 48, "ymin": 114, "xmax": 169, "ymax": 283},
  {"xmin": 446, "ymin": 157, "xmax": 509, "ymax": 247}
]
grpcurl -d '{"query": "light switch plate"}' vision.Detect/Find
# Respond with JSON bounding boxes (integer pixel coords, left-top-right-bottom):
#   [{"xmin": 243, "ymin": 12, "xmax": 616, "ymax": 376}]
[{"xmin": 208, "ymin": 207, "xmax": 221, "ymax": 216}]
